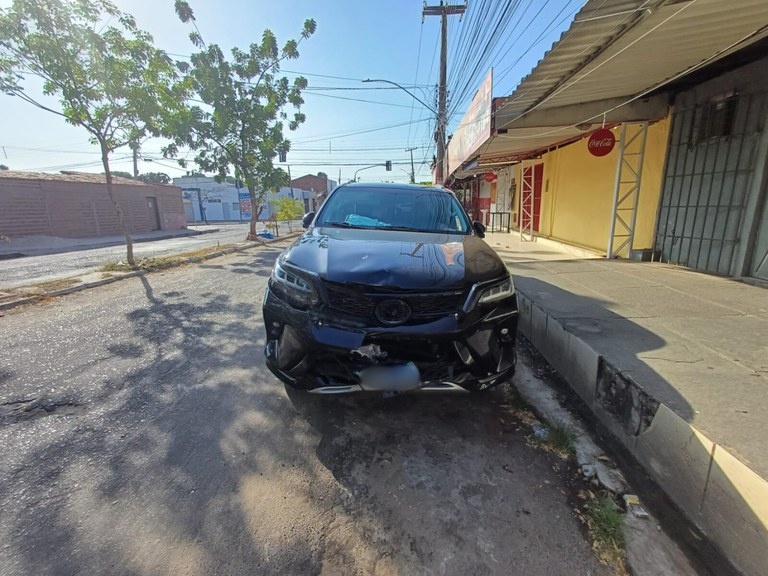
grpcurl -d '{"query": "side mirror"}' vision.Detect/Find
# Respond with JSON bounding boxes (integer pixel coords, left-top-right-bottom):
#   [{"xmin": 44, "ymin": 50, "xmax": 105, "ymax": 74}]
[
  {"xmin": 473, "ymin": 221, "xmax": 486, "ymax": 238},
  {"xmin": 302, "ymin": 212, "xmax": 315, "ymax": 229}
]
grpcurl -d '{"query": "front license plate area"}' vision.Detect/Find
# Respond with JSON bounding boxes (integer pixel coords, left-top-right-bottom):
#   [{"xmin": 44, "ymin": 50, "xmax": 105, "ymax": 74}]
[{"xmin": 357, "ymin": 362, "xmax": 421, "ymax": 392}]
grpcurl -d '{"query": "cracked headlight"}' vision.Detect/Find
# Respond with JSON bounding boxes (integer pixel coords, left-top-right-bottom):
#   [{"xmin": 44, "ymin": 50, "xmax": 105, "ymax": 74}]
[
  {"xmin": 476, "ymin": 276, "xmax": 515, "ymax": 306},
  {"xmin": 270, "ymin": 260, "xmax": 319, "ymax": 309}
]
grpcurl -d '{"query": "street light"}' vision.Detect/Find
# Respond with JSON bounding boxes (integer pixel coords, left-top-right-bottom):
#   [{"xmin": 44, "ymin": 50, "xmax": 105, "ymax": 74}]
[
  {"xmin": 363, "ymin": 78, "xmax": 442, "ymax": 183},
  {"xmin": 362, "ymin": 79, "xmax": 437, "ymax": 114}
]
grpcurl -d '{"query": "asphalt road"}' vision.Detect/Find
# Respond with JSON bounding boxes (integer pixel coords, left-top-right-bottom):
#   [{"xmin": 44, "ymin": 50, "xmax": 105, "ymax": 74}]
[
  {"xmin": 0, "ymin": 224, "xmax": 267, "ymax": 289},
  {"xmin": 0, "ymin": 239, "xmax": 612, "ymax": 576}
]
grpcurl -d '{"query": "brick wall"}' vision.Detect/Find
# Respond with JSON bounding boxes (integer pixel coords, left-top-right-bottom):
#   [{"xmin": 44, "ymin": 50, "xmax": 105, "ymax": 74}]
[
  {"xmin": 0, "ymin": 176, "xmax": 186, "ymax": 238},
  {"xmin": 290, "ymin": 174, "xmax": 328, "ymax": 193}
]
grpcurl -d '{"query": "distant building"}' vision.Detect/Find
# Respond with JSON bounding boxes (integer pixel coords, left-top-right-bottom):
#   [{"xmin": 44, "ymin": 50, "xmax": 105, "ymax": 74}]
[
  {"xmin": 290, "ymin": 174, "xmax": 337, "ymax": 212},
  {"xmin": 0, "ymin": 171, "xmax": 185, "ymax": 238},
  {"xmin": 173, "ymin": 175, "xmax": 314, "ymax": 222}
]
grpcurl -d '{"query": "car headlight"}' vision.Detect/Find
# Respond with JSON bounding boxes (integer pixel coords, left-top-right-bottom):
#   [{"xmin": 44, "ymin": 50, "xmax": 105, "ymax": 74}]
[
  {"xmin": 465, "ymin": 276, "xmax": 515, "ymax": 312},
  {"xmin": 475, "ymin": 276, "xmax": 515, "ymax": 307},
  {"xmin": 270, "ymin": 260, "xmax": 319, "ymax": 308}
]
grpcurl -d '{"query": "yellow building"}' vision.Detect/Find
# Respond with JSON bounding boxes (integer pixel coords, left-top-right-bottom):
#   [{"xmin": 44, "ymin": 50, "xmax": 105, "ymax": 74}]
[{"xmin": 503, "ymin": 119, "xmax": 670, "ymax": 255}]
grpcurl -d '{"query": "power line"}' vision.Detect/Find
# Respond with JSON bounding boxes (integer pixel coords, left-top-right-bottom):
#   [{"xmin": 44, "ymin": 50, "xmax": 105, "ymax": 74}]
[
  {"xmin": 407, "ymin": 21, "xmax": 426, "ymax": 147},
  {"xmin": 302, "ymin": 91, "xmax": 418, "ymax": 109},
  {"xmin": 303, "ymin": 85, "xmax": 431, "ymax": 91},
  {"xmin": 291, "ymin": 117, "xmax": 432, "ymax": 144}
]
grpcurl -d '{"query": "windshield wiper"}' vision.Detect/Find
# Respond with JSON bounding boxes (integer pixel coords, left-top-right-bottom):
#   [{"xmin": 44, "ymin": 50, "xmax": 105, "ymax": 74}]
[
  {"xmin": 381, "ymin": 225, "xmax": 426, "ymax": 232},
  {"xmin": 322, "ymin": 221, "xmax": 368, "ymax": 229},
  {"xmin": 383, "ymin": 225, "xmax": 464, "ymax": 234}
]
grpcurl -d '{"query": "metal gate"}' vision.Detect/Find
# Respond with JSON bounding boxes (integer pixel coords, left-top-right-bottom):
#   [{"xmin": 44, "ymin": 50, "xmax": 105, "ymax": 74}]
[
  {"xmin": 654, "ymin": 91, "xmax": 767, "ymax": 275},
  {"xmin": 750, "ymin": 187, "xmax": 768, "ymax": 280}
]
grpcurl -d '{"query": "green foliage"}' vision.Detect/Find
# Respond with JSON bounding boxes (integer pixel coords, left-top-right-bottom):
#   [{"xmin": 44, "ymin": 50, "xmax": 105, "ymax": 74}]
[
  {"xmin": 316, "ymin": 171, "xmax": 327, "ymax": 178},
  {"xmin": 547, "ymin": 421, "xmax": 575, "ymax": 455},
  {"xmin": 586, "ymin": 492, "xmax": 625, "ymax": 549},
  {"xmin": 0, "ymin": 0, "xmax": 182, "ymax": 264},
  {"xmin": 0, "ymin": 0, "xmax": 181, "ymax": 151},
  {"xmin": 0, "ymin": 164, "xmax": 9, "ymax": 170},
  {"xmin": 165, "ymin": 2, "xmax": 315, "ymax": 238},
  {"xmin": 271, "ymin": 196, "xmax": 304, "ymax": 222},
  {"xmin": 110, "ymin": 171, "xmax": 135, "ymax": 179},
  {"xmin": 136, "ymin": 171, "xmax": 171, "ymax": 184}
]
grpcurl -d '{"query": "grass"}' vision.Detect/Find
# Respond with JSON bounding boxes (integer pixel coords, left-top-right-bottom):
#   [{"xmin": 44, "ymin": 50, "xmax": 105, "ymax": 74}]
[
  {"xmin": 98, "ymin": 245, "xmax": 232, "ymax": 273},
  {"xmin": 99, "ymin": 262, "xmax": 130, "ymax": 272},
  {"xmin": 33, "ymin": 277, "xmax": 81, "ymax": 292},
  {"xmin": 587, "ymin": 492, "xmax": 625, "ymax": 547},
  {"xmin": 526, "ymin": 418, "xmax": 576, "ymax": 460},
  {"xmin": 576, "ymin": 490, "xmax": 627, "ymax": 573},
  {"xmin": 547, "ymin": 421, "xmax": 576, "ymax": 456}
]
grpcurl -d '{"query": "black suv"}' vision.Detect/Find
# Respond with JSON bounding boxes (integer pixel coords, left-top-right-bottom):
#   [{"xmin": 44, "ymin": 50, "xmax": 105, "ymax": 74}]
[{"xmin": 262, "ymin": 182, "xmax": 518, "ymax": 394}]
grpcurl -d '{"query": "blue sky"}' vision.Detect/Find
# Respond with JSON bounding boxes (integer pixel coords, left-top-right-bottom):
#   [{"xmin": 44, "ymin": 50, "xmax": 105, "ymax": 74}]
[{"xmin": 1, "ymin": 0, "xmax": 583, "ymax": 184}]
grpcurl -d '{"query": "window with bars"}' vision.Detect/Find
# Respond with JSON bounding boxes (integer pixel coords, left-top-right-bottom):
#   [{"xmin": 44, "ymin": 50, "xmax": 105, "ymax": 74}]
[{"xmin": 696, "ymin": 94, "xmax": 738, "ymax": 144}]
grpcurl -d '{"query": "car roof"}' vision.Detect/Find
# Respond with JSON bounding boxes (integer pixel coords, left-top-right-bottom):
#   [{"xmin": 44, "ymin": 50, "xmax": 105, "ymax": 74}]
[{"xmin": 335, "ymin": 182, "xmax": 453, "ymax": 194}]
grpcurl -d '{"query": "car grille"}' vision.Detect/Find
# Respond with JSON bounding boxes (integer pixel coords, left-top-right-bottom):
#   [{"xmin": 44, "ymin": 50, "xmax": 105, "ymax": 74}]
[{"xmin": 324, "ymin": 283, "xmax": 464, "ymax": 320}]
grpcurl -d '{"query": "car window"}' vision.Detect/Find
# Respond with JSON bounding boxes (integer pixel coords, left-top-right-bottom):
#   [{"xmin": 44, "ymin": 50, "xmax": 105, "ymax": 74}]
[{"xmin": 315, "ymin": 187, "xmax": 471, "ymax": 234}]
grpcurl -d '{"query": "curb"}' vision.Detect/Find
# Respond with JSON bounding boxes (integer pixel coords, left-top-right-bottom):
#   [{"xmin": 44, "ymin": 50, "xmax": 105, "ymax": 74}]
[
  {"xmin": 514, "ymin": 340, "xmax": 698, "ymax": 576},
  {"xmin": 0, "ymin": 232, "xmax": 301, "ymax": 312},
  {"xmin": 515, "ymin": 290, "xmax": 768, "ymax": 576}
]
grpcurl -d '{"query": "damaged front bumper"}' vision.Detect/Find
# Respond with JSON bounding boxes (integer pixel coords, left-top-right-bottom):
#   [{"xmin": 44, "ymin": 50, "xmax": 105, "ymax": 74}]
[{"xmin": 262, "ymin": 286, "xmax": 518, "ymax": 394}]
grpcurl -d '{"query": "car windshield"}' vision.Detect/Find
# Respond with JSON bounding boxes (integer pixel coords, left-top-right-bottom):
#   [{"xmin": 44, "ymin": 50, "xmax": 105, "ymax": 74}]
[{"xmin": 315, "ymin": 187, "xmax": 471, "ymax": 234}]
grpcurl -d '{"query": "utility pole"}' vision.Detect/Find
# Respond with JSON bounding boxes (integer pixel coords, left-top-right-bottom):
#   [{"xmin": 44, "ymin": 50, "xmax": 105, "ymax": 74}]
[
  {"xmin": 423, "ymin": 1, "xmax": 466, "ymax": 185},
  {"xmin": 405, "ymin": 147, "xmax": 417, "ymax": 183}
]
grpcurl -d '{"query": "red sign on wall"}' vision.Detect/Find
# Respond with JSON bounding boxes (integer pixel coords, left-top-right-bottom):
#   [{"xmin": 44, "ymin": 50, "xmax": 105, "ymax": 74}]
[
  {"xmin": 587, "ymin": 128, "xmax": 616, "ymax": 157},
  {"xmin": 484, "ymin": 171, "xmax": 497, "ymax": 183}
]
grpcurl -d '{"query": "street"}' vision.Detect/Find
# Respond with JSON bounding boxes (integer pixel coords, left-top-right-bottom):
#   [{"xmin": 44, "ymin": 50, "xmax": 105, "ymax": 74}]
[
  {"xmin": 0, "ymin": 240, "xmax": 613, "ymax": 576},
  {"xmin": 0, "ymin": 224, "xmax": 262, "ymax": 290}
]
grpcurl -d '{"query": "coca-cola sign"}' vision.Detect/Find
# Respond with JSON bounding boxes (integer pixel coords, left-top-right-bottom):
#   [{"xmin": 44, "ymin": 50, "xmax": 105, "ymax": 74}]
[{"xmin": 587, "ymin": 128, "xmax": 616, "ymax": 157}]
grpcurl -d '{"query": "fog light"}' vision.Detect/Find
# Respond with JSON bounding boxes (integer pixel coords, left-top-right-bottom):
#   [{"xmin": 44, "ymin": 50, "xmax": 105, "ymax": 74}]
[{"xmin": 268, "ymin": 321, "xmax": 283, "ymax": 339}]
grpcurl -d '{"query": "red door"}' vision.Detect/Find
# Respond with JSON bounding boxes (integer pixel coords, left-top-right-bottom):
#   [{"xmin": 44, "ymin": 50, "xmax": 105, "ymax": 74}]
[{"xmin": 520, "ymin": 163, "xmax": 543, "ymax": 232}]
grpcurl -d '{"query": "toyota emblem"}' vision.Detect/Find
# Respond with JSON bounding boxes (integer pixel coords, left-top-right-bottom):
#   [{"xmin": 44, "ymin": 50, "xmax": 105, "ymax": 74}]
[{"xmin": 375, "ymin": 299, "xmax": 412, "ymax": 326}]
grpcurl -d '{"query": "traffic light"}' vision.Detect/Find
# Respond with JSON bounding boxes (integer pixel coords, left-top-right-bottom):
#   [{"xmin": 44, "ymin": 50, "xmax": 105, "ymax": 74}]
[{"xmin": 385, "ymin": 160, "xmax": 392, "ymax": 171}]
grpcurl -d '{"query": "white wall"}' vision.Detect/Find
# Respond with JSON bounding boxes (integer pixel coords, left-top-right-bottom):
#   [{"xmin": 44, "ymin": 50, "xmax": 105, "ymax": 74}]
[{"xmin": 174, "ymin": 176, "xmax": 314, "ymax": 221}]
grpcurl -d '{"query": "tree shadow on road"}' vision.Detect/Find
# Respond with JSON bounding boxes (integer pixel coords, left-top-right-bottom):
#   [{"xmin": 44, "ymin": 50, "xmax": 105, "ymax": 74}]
[{"xmin": 0, "ymin": 265, "xmax": 339, "ymax": 575}]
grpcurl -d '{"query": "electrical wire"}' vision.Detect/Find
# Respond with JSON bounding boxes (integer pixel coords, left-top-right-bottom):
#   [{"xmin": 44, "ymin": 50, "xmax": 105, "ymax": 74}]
[
  {"xmin": 501, "ymin": 0, "xmax": 700, "ymax": 130},
  {"xmin": 302, "ymin": 91, "xmax": 418, "ymax": 109},
  {"xmin": 407, "ymin": 21, "xmax": 425, "ymax": 147}
]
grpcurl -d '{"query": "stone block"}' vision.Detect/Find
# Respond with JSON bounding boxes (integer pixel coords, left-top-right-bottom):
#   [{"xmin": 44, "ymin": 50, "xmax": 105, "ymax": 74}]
[
  {"xmin": 699, "ymin": 446, "xmax": 768, "ymax": 576},
  {"xmin": 635, "ymin": 404, "xmax": 713, "ymax": 527}
]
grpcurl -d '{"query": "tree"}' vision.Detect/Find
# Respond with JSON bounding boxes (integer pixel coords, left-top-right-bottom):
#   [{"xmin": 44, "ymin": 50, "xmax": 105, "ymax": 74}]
[
  {"xmin": 0, "ymin": 0, "xmax": 181, "ymax": 266},
  {"xmin": 136, "ymin": 171, "xmax": 171, "ymax": 184},
  {"xmin": 167, "ymin": 2, "xmax": 315, "ymax": 240},
  {"xmin": 270, "ymin": 196, "xmax": 303, "ymax": 231},
  {"xmin": 0, "ymin": 164, "xmax": 9, "ymax": 170},
  {"xmin": 110, "ymin": 171, "xmax": 135, "ymax": 180},
  {"xmin": 316, "ymin": 171, "xmax": 327, "ymax": 179}
]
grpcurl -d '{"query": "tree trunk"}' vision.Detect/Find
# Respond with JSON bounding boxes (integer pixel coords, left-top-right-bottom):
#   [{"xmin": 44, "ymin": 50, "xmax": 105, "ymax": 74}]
[
  {"xmin": 100, "ymin": 140, "xmax": 135, "ymax": 266},
  {"xmin": 246, "ymin": 186, "xmax": 258, "ymax": 241}
]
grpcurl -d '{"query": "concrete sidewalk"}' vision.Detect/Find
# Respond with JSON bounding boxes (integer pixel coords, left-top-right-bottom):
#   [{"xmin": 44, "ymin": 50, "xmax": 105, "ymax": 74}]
[
  {"xmin": 0, "ymin": 225, "xmax": 221, "ymax": 259},
  {"xmin": 486, "ymin": 232, "xmax": 768, "ymax": 576}
]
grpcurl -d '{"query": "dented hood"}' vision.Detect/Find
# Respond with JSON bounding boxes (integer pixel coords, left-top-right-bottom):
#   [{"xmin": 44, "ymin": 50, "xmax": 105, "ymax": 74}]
[{"xmin": 281, "ymin": 227, "xmax": 507, "ymax": 290}]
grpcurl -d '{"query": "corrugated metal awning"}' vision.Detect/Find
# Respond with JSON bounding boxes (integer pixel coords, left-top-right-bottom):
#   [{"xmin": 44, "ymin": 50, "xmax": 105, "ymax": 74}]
[{"xmin": 455, "ymin": 0, "xmax": 768, "ymax": 176}]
